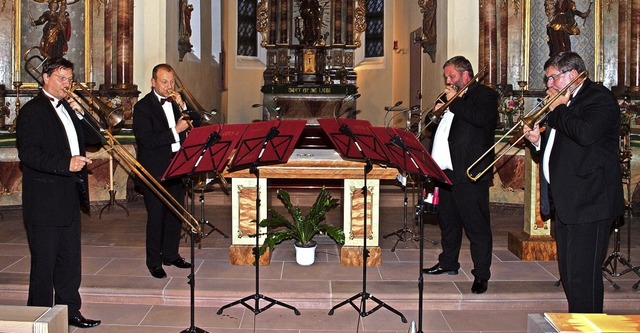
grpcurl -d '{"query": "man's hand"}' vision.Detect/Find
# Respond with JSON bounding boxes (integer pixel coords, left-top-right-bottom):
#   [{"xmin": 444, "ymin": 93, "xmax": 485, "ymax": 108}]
[
  {"xmin": 523, "ymin": 123, "xmax": 541, "ymax": 146},
  {"xmin": 69, "ymin": 155, "xmax": 92, "ymax": 172},
  {"xmin": 547, "ymin": 87, "xmax": 571, "ymax": 111},
  {"xmin": 175, "ymin": 116, "xmax": 191, "ymax": 133},
  {"xmin": 64, "ymin": 91, "xmax": 84, "ymax": 115}
]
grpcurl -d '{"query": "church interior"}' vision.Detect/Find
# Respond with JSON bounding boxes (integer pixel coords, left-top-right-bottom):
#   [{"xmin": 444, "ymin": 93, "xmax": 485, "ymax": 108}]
[{"xmin": 1, "ymin": 0, "xmax": 640, "ymax": 332}]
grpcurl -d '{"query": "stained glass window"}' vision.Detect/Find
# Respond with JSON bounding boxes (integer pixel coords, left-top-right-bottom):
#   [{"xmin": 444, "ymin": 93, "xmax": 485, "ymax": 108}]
[
  {"xmin": 365, "ymin": 0, "xmax": 384, "ymax": 58},
  {"xmin": 237, "ymin": 0, "xmax": 257, "ymax": 56}
]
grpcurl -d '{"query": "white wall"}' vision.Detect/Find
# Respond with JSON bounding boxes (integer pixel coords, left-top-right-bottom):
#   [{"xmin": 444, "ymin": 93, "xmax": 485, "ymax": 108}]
[{"xmin": 133, "ymin": 0, "xmax": 167, "ymax": 95}]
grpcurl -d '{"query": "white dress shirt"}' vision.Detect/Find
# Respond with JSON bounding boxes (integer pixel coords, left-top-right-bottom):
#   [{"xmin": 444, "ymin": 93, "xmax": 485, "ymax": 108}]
[
  {"xmin": 154, "ymin": 91, "xmax": 181, "ymax": 152},
  {"xmin": 431, "ymin": 109, "xmax": 455, "ymax": 171},
  {"xmin": 44, "ymin": 91, "xmax": 80, "ymax": 156},
  {"xmin": 540, "ymin": 83, "xmax": 582, "ymax": 184}
]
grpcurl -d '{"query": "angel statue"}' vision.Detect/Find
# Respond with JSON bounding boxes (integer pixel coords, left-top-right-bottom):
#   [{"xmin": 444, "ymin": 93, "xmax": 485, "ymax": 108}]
[
  {"xmin": 545, "ymin": 0, "xmax": 591, "ymax": 56},
  {"xmin": 30, "ymin": 0, "xmax": 79, "ymax": 59}
]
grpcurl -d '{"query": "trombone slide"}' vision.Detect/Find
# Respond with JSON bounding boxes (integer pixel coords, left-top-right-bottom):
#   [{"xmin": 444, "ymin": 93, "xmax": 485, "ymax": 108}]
[{"xmin": 465, "ymin": 70, "xmax": 588, "ymax": 181}]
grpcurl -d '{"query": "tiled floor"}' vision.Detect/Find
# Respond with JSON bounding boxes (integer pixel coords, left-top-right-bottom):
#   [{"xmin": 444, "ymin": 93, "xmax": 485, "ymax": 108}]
[{"xmin": 1, "ymin": 191, "xmax": 640, "ymax": 332}]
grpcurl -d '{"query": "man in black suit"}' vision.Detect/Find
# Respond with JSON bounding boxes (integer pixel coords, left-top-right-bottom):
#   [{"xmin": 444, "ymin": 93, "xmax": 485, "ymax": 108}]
[
  {"xmin": 523, "ymin": 51, "xmax": 624, "ymax": 313},
  {"xmin": 17, "ymin": 57, "xmax": 103, "ymax": 328},
  {"xmin": 423, "ymin": 56, "xmax": 498, "ymax": 295},
  {"xmin": 133, "ymin": 64, "xmax": 192, "ymax": 279}
]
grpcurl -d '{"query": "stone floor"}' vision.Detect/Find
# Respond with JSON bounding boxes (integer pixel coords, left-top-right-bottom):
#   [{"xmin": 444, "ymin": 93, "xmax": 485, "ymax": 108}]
[{"xmin": 1, "ymin": 191, "xmax": 640, "ymax": 332}]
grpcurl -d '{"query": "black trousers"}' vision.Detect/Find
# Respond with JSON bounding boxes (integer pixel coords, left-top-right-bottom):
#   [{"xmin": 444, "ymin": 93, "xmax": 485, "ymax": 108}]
[
  {"xmin": 26, "ymin": 213, "xmax": 82, "ymax": 318},
  {"xmin": 436, "ymin": 180, "xmax": 492, "ymax": 280},
  {"xmin": 143, "ymin": 178, "xmax": 185, "ymax": 269},
  {"xmin": 555, "ymin": 216, "xmax": 613, "ymax": 313}
]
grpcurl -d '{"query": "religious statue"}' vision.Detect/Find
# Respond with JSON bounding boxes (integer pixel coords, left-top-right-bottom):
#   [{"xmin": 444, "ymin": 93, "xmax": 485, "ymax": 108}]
[
  {"xmin": 30, "ymin": 0, "xmax": 76, "ymax": 58},
  {"xmin": 180, "ymin": 1, "xmax": 194, "ymax": 40},
  {"xmin": 545, "ymin": 0, "xmax": 591, "ymax": 56},
  {"xmin": 178, "ymin": 0, "xmax": 194, "ymax": 61},
  {"xmin": 418, "ymin": 0, "xmax": 437, "ymax": 62},
  {"xmin": 295, "ymin": 0, "xmax": 324, "ymax": 45}
]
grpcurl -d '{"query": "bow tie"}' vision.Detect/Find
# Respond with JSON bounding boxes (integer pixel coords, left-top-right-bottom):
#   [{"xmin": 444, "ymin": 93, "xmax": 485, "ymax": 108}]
[
  {"xmin": 160, "ymin": 97, "xmax": 173, "ymax": 105},
  {"xmin": 48, "ymin": 97, "xmax": 63, "ymax": 108}
]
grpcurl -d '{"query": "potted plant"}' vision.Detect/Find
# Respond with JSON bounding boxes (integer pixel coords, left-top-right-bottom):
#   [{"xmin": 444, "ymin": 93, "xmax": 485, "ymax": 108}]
[{"xmin": 258, "ymin": 187, "xmax": 344, "ymax": 265}]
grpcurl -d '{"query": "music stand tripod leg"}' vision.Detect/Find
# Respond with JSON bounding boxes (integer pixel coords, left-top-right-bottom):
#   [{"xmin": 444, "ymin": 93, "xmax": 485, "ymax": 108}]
[
  {"xmin": 198, "ymin": 189, "xmax": 229, "ymax": 239},
  {"xmin": 328, "ymin": 162, "xmax": 407, "ymax": 323},
  {"xmin": 383, "ymin": 173, "xmax": 419, "ymax": 252},
  {"xmin": 217, "ymin": 167, "xmax": 300, "ymax": 316},
  {"xmin": 179, "ymin": 179, "xmax": 208, "ymax": 333},
  {"xmin": 601, "ymin": 216, "xmax": 640, "ymax": 289}
]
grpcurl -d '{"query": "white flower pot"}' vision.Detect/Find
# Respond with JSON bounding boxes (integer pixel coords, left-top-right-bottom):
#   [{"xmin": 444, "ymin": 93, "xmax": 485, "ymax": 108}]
[{"xmin": 294, "ymin": 241, "xmax": 317, "ymax": 266}]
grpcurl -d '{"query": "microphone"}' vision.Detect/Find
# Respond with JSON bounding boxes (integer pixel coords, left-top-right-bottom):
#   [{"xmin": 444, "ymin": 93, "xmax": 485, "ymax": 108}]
[
  {"xmin": 384, "ymin": 101, "xmax": 403, "ymax": 111},
  {"xmin": 253, "ymin": 103, "xmax": 281, "ymax": 120}
]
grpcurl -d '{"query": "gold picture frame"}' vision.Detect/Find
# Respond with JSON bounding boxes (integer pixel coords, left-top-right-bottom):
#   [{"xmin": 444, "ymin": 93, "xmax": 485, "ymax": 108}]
[{"xmin": 14, "ymin": 0, "xmax": 93, "ymax": 88}]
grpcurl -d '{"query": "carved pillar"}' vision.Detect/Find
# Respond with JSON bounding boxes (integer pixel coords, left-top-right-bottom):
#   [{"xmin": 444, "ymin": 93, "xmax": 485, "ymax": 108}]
[
  {"xmin": 479, "ymin": 0, "xmax": 497, "ymax": 87},
  {"xmin": 630, "ymin": 0, "xmax": 640, "ymax": 91},
  {"xmin": 115, "ymin": 0, "xmax": 135, "ymax": 92}
]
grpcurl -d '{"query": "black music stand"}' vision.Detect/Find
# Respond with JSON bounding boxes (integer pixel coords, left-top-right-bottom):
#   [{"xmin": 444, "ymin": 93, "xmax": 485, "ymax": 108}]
[
  {"xmin": 317, "ymin": 118, "xmax": 407, "ymax": 323},
  {"xmin": 217, "ymin": 119, "xmax": 306, "ymax": 316},
  {"xmin": 163, "ymin": 123, "xmax": 247, "ymax": 333},
  {"xmin": 370, "ymin": 126, "xmax": 450, "ymax": 333},
  {"xmin": 163, "ymin": 124, "xmax": 248, "ymax": 238}
]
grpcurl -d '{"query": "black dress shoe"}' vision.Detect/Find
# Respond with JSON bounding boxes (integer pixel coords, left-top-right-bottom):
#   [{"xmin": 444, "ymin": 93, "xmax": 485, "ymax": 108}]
[
  {"xmin": 471, "ymin": 278, "xmax": 488, "ymax": 294},
  {"xmin": 163, "ymin": 257, "xmax": 192, "ymax": 269},
  {"xmin": 69, "ymin": 315, "xmax": 101, "ymax": 328},
  {"xmin": 423, "ymin": 263, "xmax": 458, "ymax": 275},
  {"xmin": 149, "ymin": 266, "xmax": 167, "ymax": 279}
]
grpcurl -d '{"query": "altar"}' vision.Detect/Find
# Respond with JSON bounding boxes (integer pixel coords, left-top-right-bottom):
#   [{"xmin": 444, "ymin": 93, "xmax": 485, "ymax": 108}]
[{"xmin": 223, "ymin": 148, "xmax": 399, "ymax": 266}]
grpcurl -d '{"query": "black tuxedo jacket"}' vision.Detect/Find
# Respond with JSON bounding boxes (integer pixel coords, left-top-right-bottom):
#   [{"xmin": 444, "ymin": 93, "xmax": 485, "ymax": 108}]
[
  {"xmin": 17, "ymin": 91, "xmax": 103, "ymax": 226},
  {"xmin": 535, "ymin": 79, "xmax": 624, "ymax": 223},
  {"xmin": 445, "ymin": 81, "xmax": 498, "ymax": 184},
  {"xmin": 132, "ymin": 90, "xmax": 186, "ymax": 180}
]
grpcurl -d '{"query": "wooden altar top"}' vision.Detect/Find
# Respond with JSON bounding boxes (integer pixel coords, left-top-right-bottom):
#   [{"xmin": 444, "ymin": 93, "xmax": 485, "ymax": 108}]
[{"xmin": 223, "ymin": 148, "xmax": 399, "ymax": 180}]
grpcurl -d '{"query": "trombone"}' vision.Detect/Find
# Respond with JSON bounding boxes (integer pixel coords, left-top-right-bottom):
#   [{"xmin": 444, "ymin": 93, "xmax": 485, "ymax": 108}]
[
  {"xmin": 413, "ymin": 69, "xmax": 486, "ymax": 140},
  {"xmin": 465, "ymin": 70, "xmax": 588, "ymax": 182},
  {"xmin": 173, "ymin": 72, "xmax": 221, "ymax": 125},
  {"xmin": 24, "ymin": 55, "xmax": 202, "ymax": 233},
  {"xmin": 63, "ymin": 85, "xmax": 202, "ymax": 233}
]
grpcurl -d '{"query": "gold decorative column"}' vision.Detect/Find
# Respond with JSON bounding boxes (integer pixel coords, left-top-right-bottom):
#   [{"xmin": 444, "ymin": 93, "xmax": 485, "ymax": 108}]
[{"xmin": 508, "ymin": 150, "xmax": 557, "ymax": 261}]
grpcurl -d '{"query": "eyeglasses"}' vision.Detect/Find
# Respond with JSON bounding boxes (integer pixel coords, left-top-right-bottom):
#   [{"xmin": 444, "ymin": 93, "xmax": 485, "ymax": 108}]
[
  {"xmin": 51, "ymin": 73, "xmax": 74, "ymax": 83},
  {"xmin": 544, "ymin": 70, "xmax": 568, "ymax": 84}
]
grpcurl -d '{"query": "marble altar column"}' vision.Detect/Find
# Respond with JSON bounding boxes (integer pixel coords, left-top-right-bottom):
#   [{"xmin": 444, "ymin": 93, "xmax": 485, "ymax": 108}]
[
  {"xmin": 630, "ymin": 0, "xmax": 640, "ymax": 91},
  {"xmin": 479, "ymin": 0, "xmax": 498, "ymax": 87},
  {"xmin": 115, "ymin": 0, "xmax": 134, "ymax": 92},
  {"xmin": 101, "ymin": 0, "xmax": 114, "ymax": 91}
]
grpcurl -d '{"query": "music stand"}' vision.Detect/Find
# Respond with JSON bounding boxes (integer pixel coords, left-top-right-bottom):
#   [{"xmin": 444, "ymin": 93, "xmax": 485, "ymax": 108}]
[
  {"xmin": 217, "ymin": 119, "xmax": 306, "ymax": 316},
  {"xmin": 162, "ymin": 123, "xmax": 247, "ymax": 333},
  {"xmin": 370, "ymin": 126, "xmax": 450, "ymax": 333},
  {"xmin": 317, "ymin": 118, "xmax": 407, "ymax": 323}
]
